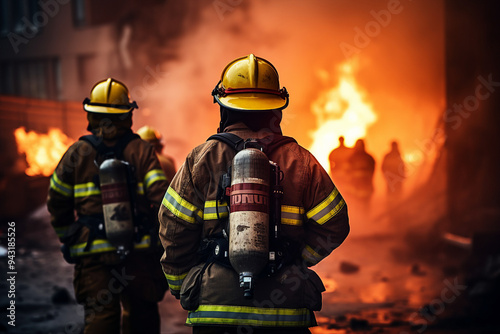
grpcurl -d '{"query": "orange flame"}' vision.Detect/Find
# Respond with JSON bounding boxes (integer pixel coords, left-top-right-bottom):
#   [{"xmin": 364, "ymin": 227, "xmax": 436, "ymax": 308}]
[
  {"xmin": 14, "ymin": 127, "xmax": 73, "ymax": 177},
  {"xmin": 309, "ymin": 59, "xmax": 378, "ymax": 171}
]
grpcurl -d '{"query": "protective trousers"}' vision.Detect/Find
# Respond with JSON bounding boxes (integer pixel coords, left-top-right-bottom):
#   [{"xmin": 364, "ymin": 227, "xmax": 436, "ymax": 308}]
[{"xmin": 73, "ymin": 251, "xmax": 167, "ymax": 334}]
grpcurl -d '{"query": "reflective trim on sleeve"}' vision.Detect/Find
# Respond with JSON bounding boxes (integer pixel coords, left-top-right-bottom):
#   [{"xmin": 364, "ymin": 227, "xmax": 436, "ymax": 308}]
[
  {"xmin": 50, "ymin": 172, "xmax": 73, "ymax": 197},
  {"xmin": 306, "ymin": 188, "xmax": 345, "ymax": 225},
  {"xmin": 186, "ymin": 305, "xmax": 316, "ymax": 327},
  {"xmin": 74, "ymin": 182, "xmax": 101, "ymax": 197},
  {"xmin": 137, "ymin": 182, "xmax": 145, "ymax": 195},
  {"xmin": 164, "ymin": 272, "xmax": 188, "ymax": 292},
  {"xmin": 301, "ymin": 244, "xmax": 324, "ymax": 265},
  {"xmin": 162, "ymin": 187, "xmax": 203, "ymax": 224},
  {"xmin": 144, "ymin": 169, "xmax": 167, "ymax": 189},
  {"xmin": 203, "ymin": 200, "xmax": 229, "ymax": 220},
  {"xmin": 69, "ymin": 235, "xmax": 152, "ymax": 257},
  {"xmin": 281, "ymin": 205, "xmax": 305, "ymax": 226}
]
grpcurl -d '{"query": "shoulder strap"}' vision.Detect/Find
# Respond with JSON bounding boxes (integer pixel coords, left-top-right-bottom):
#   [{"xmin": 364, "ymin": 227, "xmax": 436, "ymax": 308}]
[
  {"xmin": 80, "ymin": 130, "xmax": 140, "ymax": 160},
  {"xmin": 207, "ymin": 133, "xmax": 245, "ymax": 152},
  {"xmin": 207, "ymin": 132, "xmax": 296, "ymax": 155}
]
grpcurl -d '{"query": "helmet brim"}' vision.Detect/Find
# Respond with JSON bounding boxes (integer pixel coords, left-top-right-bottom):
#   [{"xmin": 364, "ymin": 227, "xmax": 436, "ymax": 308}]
[
  {"xmin": 215, "ymin": 93, "xmax": 288, "ymax": 112},
  {"xmin": 83, "ymin": 104, "xmax": 133, "ymax": 114}
]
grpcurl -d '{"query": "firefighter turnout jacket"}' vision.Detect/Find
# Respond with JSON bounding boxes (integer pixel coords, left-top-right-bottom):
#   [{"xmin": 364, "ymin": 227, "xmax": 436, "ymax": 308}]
[
  {"xmin": 159, "ymin": 122, "xmax": 350, "ymax": 328},
  {"xmin": 47, "ymin": 132, "xmax": 168, "ymax": 258}
]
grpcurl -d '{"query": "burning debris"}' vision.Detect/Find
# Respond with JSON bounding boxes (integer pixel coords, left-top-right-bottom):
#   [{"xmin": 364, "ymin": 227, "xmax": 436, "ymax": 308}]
[{"xmin": 14, "ymin": 127, "xmax": 73, "ymax": 177}]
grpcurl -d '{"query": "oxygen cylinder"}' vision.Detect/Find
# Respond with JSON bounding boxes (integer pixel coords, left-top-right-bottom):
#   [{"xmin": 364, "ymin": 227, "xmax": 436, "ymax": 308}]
[
  {"xmin": 229, "ymin": 148, "xmax": 270, "ymax": 298},
  {"xmin": 99, "ymin": 158, "xmax": 134, "ymax": 258}
]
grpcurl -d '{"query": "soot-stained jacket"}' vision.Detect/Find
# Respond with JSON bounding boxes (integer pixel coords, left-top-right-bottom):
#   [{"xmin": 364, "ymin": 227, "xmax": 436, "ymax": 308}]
[{"xmin": 159, "ymin": 122, "xmax": 349, "ymax": 328}]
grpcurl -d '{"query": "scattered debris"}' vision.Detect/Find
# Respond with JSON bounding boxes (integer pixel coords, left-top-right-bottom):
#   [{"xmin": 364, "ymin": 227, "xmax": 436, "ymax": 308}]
[
  {"xmin": 340, "ymin": 261, "xmax": 360, "ymax": 274},
  {"xmin": 349, "ymin": 317, "xmax": 371, "ymax": 330}
]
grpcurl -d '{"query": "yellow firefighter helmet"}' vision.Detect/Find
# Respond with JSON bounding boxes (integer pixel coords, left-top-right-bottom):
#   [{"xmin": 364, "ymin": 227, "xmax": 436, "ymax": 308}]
[
  {"xmin": 137, "ymin": 125, "xmax": 161, "ymax": 143},
  {"xmin": 83, "ymin": 78, "xmax": 138, "ymax": 114},
  {"xmin": 211, "ymin": 54, "xmax": 289, "ymax": 112}
]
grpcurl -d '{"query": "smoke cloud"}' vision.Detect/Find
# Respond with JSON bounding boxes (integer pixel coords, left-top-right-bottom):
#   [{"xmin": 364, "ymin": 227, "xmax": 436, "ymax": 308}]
[{"xmin": 126, "ymin": 0, "xmax": 444, "ymax": 184}]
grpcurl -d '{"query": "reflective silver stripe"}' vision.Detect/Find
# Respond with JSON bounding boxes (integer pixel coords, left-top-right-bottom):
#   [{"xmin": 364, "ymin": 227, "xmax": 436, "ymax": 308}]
[
  {"xmin": 70, "ymin": 239, "xmax": 114, "ymax": 256},
  {"xmin": 281, "ymin": 205, "xmax": 305, "ymax": 226},
  {"xmin": 74, "ymin": 182, "xmax": 100, "ymax": 197},
  {"xmin": 186, "ymin": 305, "xmax": 315, "ymax": 327},
  {"xmin": 137, "ymin": 182, "xmax": 145, "ymax": 195},
  {"xmin": 162, "ymin": 187, "xmax": 203, "ymax": 224},
  {"xmin": 50, "ymin": 172, "xmax": 73, "ymax": 197},
  {"xmin": 306, "ymin": 188, "xmax": 345, "ymax": 225},
  {"xmin": 144, "ymin": 169, "xmax": 167, "ymax": 189},
  {"xmin": 164, "ymin": 272, "xmax": 188, "ymax": 292},
  {"xmin": 70, "ymin": 235, "xmax": 151, "ymax": 256},
  {"xmin": 203, "ymin": 200, "xmax": 229, "ymax": 220}
]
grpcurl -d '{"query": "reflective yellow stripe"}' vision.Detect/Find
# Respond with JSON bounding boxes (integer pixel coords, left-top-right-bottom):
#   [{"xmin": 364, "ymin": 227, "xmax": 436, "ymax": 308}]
[
  {"xmin": 164, "ymin": 272, "xmax": 188, "ymax": 291},
  {"xmin": 306, "ymin": 188, "xmax": 345, "ymax": 225},
  {"xmin": 70, "ymin": 239, "xmax": 115, "ymax": 256},
  {"xmin": 69, "ymin": 235, "xmax": 152, "ymax": 257},
  {"xmin": 137, "ymin": 182, "xmax": 145, "ymax": 195},
  {"xmin": 203, "ymin": 200, "xmax": 229, "ymax": 220},
  {"xmin": 74, "ymin": 182, "xmax": 101, "ymax": 197},
  {"xmin": 162, "ymin": 187, "xmax": 203, "ymax": 224},
  {"xmin": 302, "ymin": 244, "xmax": 324, "ymax": 265},
  {"xmin": 281, "ymin": 205, "xmax": 305, "ymax": 226},
  {"xmin": 187, "ymin": 305, "xmax": 315, "ymax": 327},
  {"xmin": 50, "ymin": 172, "xmax": 73, "ymax": 197},
  {"xmin": 144, "ymin": 169, "xmax": 167, "ymax": 189}
]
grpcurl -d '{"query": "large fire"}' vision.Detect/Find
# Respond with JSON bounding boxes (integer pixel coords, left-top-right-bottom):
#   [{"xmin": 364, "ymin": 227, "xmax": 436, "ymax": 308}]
[
  {"xmin": 308, "ymin": 59, "xmax": 378, "ymax": 172},
  {"xmin": 14, "ymin": 127, "xmax": 73, "ymax": 177}
]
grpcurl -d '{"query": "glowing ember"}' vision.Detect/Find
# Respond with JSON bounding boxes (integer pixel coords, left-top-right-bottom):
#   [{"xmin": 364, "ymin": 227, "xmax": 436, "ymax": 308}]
[
  {"xmin": 14, "ymin": 127, "xmax": 73, "ymax": 177},
  {"xmin": 309, "ymin": 59, "xmax": 378, "ymax": 172},
  {"xmin": 404, "ymin": 150, "xmax": 424, "ymax": 165}
]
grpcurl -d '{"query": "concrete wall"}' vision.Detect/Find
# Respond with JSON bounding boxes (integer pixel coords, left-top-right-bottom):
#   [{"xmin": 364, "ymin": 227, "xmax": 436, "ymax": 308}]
[
  {"xmin": 0, "ymin": 0, "xmax": 123, "ymax": 101},
  {"xmin": 445, "ymin": 0, "xmax": 500, "ymax": 236}
]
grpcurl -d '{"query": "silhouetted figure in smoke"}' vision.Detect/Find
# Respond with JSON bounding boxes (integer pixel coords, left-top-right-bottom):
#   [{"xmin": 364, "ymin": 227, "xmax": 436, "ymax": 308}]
[
  {"xmin": 137, "ymin": 125, "xmax": 177, "ymax": 184},
  {"xmin": 329, "ymin": 136, "xmax": 352, "ymax": 192},
  {"xmin": 346, "ymin": 139, "xmax": 375, "ymax": 207},
  {"xmin": 381, "ymin": 140, "xmax": 406, "ymax": 199}
]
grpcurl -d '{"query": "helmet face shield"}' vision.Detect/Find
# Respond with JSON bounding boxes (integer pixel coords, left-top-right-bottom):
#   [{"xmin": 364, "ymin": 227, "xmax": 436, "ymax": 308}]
[
  {"xmin": 213, "ymin": 88, "xmax": 289, "ymax": 112},
  {"xmin": 212, "ymin": 54, "xmax": 289, "ymax": 112}
]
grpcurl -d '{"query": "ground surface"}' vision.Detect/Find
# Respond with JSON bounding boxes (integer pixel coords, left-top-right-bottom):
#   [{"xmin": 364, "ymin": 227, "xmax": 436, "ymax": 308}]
[{"xmin": 0, "ymin": 201, "xmax": 498, "ymax": 334}]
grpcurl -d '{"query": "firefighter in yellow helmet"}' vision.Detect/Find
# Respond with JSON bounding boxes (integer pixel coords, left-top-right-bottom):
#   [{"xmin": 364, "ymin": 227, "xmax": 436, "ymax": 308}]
[
  {"xmin": 159, "ymin": 55, "xmax": 350, "ymax": 333},
  {"xmin": 137, "ymin": 125, "xmax": 176, "ymax": 183},
  {"xmin": 47, "ymin": 78, "xmax": 168, "ymax": 334}
]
